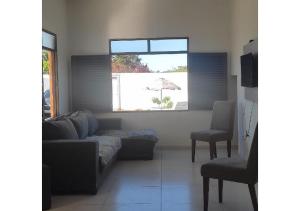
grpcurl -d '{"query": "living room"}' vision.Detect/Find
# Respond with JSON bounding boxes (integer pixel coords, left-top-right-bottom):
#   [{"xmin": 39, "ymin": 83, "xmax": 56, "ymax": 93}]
[{"xmin": 1, "ymin": 0, "xmax": 300, "ymax": 211}]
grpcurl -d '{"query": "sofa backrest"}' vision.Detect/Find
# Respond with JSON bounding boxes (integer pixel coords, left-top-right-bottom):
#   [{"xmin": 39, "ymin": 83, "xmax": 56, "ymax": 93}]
[{"xmin": 43, "ymin": 110, "xmax": 100, "ymax": 141}]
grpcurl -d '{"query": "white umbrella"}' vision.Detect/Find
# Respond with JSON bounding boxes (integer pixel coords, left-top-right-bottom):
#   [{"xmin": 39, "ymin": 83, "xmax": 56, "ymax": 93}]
[{"xmin": 146, "ymin": 78, "xmax": 181, "ymax": 108}]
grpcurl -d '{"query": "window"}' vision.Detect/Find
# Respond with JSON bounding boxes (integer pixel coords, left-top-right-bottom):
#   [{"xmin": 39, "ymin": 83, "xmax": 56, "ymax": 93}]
[
  {"xmin": 110, "ymin": 38, "xmax": 188, "ymax": 111},
  {"xmin": 110, "ymin": 40, "xmax": 148, "ymax": 53},
  {"xmin": 150, "ymin": 39, "xmax": 187, "ymax": 52},
  {"xmin": 70, "ymin": 39, "xmax": 227, "ymax": 112},
  {"xmin": 42, "ymin": 30, "xmax": 58, "ymax": 118}
]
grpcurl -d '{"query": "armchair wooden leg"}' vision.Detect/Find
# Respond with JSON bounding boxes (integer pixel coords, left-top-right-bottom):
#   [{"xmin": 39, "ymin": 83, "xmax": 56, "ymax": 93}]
[
  {"xmin": 192, "ymin": 139, "xmax": 196, "ymax": 162},
  {"xmin": 227, "ymin": 140, "xmax": 231, "ymax": 157},
  {"xmin": 203, "ymin": 177, "xmax": 210, "ymax": 211},
  {"xmin": 213, "ymin": 142, "xmax": 217, "ymax": 158},
  {"xmin": 209, "ymin": 142, "xmax": 214, "ymax": 160},
  {"xmin": 218, "ymin": 179, "xmax": 223, "ymax": 203},
  {"xmin": 248, "ymin": 184, "xmax": 258, "ymax": 211}
]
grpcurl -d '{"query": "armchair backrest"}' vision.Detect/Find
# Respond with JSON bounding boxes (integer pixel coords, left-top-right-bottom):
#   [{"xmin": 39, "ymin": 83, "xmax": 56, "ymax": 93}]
[{"xmin": 211, "ymin": 101, "xmax": 235, "ymax": 139}]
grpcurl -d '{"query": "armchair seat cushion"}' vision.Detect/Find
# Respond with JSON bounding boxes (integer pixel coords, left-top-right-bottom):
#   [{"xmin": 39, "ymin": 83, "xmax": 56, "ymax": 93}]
[
  {"xmin": 190, "ymin": 129, "xmax": 229, "ymax": 142},
  {"xmin": 201, "ymin": 158, "xmax": 254, "ymax": 184}
]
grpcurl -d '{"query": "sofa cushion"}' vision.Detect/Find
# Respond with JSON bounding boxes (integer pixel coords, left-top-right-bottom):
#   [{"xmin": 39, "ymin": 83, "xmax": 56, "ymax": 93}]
[
  {"xmin": 69, "ymin": 111, "xmax": 89, "ymax": 139},
  {"xmin": 50, "ymin": 119, "xmax": 79, "ymax": 139},
  {"xmin": 98, "ymin": 129, "xmax": 158, "ymax": 160},
  {"xmin": 100, "ymin": 129, "xmax": 159, "ymax": 142},
  {"xmin": 82, "ymin": 110, "xmax": 98, "ymax": 136},
  {"xmin": 127, "ymin": 129, "xmax": 159, "ymax": 142},
  {"xmin": 99, "ymin": 145, "xmax": 115, "ymax": 166},
  {"xmin": 85, "ymin": 135, "xmax": 121, "ymax": 165},
  {"xmin": 86, "ymin": 135, "xmax": 122, "ymax": 151}
]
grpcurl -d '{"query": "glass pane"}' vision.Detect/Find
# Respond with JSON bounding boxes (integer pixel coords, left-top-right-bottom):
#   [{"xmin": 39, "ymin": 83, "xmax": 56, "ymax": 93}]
[
  {"xmin": 112, "ymin": 54, "xmax": 188, "ymax": 111},
  {"xmin": 111, "ymin": 40, "xmax": 148, "ymax": 53},
  {"xmin": 150, "ymin": 39, "xmax": 187, "ymax": 52},
  {"xmin": 42, "ymin": 50, "xmax": 51, "ymax": 118},
  {"xmin": 42, "ymin": 31, "xmax": 56, "ymax": 50}
]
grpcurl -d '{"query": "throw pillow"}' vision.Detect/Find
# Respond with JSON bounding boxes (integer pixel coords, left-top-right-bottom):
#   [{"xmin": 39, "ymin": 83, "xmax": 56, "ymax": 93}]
[
  {"xmin": 69, "ymin": 111, "xmax": 89, "ymax": 139},
  {"xmin": 82, "ymin": 110, "xmax": 99, "ymax": 136},
  {"xmin": 42, "ymin": 121, "xmax": 62, "ymax": 140},
  {"xmin": 50, "ymin": 118, "xmax": 79, "ymax": 139}
]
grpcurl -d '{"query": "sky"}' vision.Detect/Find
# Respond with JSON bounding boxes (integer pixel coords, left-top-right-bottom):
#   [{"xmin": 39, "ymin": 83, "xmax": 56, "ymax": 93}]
[{"xmin": 139, "ymin": 54, "xmax": 187, "ymax": 72}]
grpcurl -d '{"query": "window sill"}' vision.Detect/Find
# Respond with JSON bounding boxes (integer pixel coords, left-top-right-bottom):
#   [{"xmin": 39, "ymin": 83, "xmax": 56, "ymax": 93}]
[{"xmin": 111, "ymin": 109, "xmax": 212, "ymax": 113}]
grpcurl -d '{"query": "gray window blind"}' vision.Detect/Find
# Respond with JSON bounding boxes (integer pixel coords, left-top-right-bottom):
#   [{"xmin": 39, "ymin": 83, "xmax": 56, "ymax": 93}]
[
  {"xmin": 188, "ymin": 53, "xmax": 227, "ymax": 110},
  {"xmin": 71, "ymin": 55, "xmax": 112, "ymax": 112}
]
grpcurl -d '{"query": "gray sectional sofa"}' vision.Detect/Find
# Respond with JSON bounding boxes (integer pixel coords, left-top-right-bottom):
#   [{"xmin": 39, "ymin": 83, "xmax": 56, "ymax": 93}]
[{"xmin": 42, "ymin": 110, "xmax": 158, "ymax": 194}]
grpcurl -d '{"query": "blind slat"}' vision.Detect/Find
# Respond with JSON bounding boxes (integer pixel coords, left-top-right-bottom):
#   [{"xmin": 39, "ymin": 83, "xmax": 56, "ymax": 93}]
[{"xmin": 71, "ymin": 55, "xmax": 112, "ymax": 112}]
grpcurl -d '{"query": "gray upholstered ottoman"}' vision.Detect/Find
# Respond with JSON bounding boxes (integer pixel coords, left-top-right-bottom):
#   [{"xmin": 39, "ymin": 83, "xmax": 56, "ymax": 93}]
[{"xmin": 101, "ymin": 129, "xmax": 158, "ymax": 160}]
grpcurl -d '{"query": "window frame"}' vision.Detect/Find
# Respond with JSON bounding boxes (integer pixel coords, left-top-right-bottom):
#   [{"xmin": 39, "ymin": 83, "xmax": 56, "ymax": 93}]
[
  {"xmin": 109, "ymin": 37, "xmax": 189, "ymax": 113},
  {"xmin": 109, "ymin": 37, "xmax": 189, "ymax": 55},
  {"xmin": 42, "ymin": 29, "xmax": 59, "ymax": 118}
]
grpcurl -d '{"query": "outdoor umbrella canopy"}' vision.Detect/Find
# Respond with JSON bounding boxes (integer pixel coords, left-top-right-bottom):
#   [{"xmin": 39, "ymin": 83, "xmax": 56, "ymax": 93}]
[
  {"xmin": 146, "ymin": 78, "xmax": 181, "ymax": 108},
  {"xmin": 146, "ymin": 77, "xmax": 181, "ymax": 91}
]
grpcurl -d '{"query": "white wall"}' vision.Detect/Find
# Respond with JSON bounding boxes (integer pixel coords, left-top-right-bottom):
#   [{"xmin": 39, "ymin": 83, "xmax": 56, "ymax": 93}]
[
  {"xmin": 43, "ymin": 0, "xmax": 70, "ymax": 114},
  {"xmin": 230, "ymin": 0, "xmax": 258, "ymax": 76},
  {"xmin": 65, "ymin": 0, "xmax": 236, "ymax": 147},
  {"xmin": 67, "ymin": 0, "xmax": 231, "ymax": 54},
  {"xmin": 230, "ymin": 0, "xmax": 258, "ymax": 158}
]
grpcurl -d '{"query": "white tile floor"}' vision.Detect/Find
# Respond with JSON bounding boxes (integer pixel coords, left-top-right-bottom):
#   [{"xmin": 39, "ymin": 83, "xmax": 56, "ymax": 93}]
[{"xmin": 49, "ymin": 148, "xmax": 256, "ymax": 211}]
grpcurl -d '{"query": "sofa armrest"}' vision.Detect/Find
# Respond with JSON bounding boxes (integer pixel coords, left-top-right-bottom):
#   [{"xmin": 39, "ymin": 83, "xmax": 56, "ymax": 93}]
[
  {"xmin": 42, "ymin": 140, "xmax": 99, "ymax": 194},
  {"xmin": 97, "ymin": 118, "xmax": 122, "ymax": 131}
]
